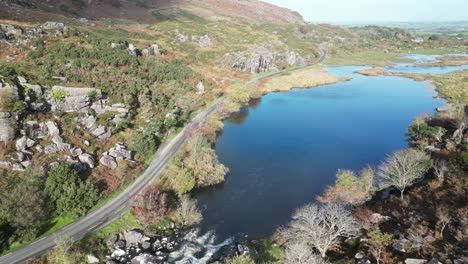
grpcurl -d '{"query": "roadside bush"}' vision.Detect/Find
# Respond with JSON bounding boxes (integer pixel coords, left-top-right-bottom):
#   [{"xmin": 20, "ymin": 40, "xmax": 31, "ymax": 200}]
[
  {"xmin": 163, "ymin": 158, "xmax": 196, "ymax": 195},
  {"xmin": 129, "ymin": 131, "xmax": 160, "ymax": 163},
  {"xmin": 132, "ymin": 185, "xmax": 173, "ymax": 225},
  {"xmin": 45, "ymin": 164, "xmax": 100, "ymax": 217},
  {"xmin": 46, "ymin": 236, "xmax": 82, "ymax": 264},
  {"xmin": 183, "ymin": 134, "xmax": 228, "ymax": 187},
  {"xmin": 161, "ymin": 133, "xmax": 228, "ymax": 194}
]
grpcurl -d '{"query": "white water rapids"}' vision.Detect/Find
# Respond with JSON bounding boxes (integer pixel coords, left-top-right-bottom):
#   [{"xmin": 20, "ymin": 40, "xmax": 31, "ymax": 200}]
[{"xmin": 168, "ymin": 229, "xmax": 235, "ymax": 264}]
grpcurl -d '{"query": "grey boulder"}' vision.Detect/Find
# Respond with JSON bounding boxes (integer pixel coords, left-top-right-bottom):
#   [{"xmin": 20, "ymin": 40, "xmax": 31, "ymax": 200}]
[
  {"xmin": 100, "ymin": 155, "xmax": 117, "ymax": 170},
  {"xmin": 79, "ymin": 153, "xmax": 95, "ymax": 169}
]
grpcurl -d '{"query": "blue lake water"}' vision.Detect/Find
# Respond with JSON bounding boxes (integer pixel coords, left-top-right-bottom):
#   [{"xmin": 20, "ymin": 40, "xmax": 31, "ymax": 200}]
[{"xmin": 194, "ymin": 64, "xmax": 461, "ymax": 241}]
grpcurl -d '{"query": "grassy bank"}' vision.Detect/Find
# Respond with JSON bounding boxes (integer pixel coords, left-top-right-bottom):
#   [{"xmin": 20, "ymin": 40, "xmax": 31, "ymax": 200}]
[
  {"xmin": 396, "ymin": 70, "xmax": 468, "ymax": 104},
  {"xmin": 325, "ymin": 50, "xmax": 412, "ymax": 66},
  {"xmin": 408, "ymin": 47, "xmax": 466, "ymax": 55},
  {"xmin": 251, "ymin": 66, "xmax": 347, "ymax": 96}
]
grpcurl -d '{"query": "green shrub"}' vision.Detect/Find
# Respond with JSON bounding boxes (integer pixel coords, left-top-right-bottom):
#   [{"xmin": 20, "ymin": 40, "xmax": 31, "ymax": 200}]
[
  {"xmin": 87, "ymin": 90, "xmax": 98, "ymax": 102},
  {"xmin": 129, "ymin": 131, "xmax": 160, "ymax": 162},
  {"xmin": 0, "ymin": 177, "xmax": 50, "ymax": 241},
  {"xmin": 225, "ymin": 255, "xmax": 255, "ymax": 264},
  {"xmin": 449, "ymin": 151, "xmax": 468, "ymax": 171},
  {"xmin": 51, "ymin": 89, "xmax": 70, "ymax": 102},
  {"xmin": 407, "ymin": 122, "xmax": 446, "ymax": 142},
  {"xmin": 45, "ymin": 164, "xmax": 100, "ymax": 217},
  {"xmin": 27, "ymin": 39, "xmax": 45, "ymax": 59},
  {"xmin": 172, "ymin": 195, "xmax": 202, "ymax": 227},
  {"xmin": 164, "ymin": 158, "xmax": 196, "ymax": 195}
]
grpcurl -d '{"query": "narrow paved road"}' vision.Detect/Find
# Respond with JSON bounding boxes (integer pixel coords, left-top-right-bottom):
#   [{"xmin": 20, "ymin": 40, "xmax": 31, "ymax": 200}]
[{"xmin": 0, "ymin": 46, "xmax": 327, "ymax": 264}]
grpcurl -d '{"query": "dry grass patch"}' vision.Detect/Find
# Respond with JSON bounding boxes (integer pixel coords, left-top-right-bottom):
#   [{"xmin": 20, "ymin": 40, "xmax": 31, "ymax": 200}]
[
  {"xmin": 355, "ymin": 67, "xmax": 390, "ymax": 76},
  {"xmin": 253, "ymin": 66, "xmax": 348, "ymax": 96}
]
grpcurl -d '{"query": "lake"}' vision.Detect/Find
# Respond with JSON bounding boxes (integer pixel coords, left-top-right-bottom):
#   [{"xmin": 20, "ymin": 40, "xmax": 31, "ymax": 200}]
[{"xmin": 194, "ymin": 64, "xmax": 460, "ymax": 241}]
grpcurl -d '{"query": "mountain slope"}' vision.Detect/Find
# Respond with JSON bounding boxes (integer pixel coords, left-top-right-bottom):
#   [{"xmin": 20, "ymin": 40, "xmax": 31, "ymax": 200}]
[{"xmin": 0, "ymin": 0, "xmax": 304, "ymax": 25}]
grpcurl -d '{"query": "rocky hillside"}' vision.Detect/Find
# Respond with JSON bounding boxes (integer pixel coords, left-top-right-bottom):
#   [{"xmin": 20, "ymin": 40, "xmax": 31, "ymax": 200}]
[{"xmin": 0, "ymin": 0, "xmax": 304, "ymax": 25}]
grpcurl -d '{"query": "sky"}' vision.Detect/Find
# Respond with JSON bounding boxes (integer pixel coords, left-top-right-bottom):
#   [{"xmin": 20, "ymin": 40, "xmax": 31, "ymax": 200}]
[{"xmin": 263, "ymin": 0, "xmax": 468, "ymax": 23}]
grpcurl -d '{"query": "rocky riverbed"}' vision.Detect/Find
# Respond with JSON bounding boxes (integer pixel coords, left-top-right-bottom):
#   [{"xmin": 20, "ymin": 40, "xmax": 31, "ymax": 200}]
[{"xmin": 99, "ymin": 228, "xmax": 250, "ymax": 264}]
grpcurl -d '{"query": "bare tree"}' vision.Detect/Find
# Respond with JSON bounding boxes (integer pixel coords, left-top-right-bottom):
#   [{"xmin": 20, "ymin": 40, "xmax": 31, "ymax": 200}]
[
  {"xmin": 433, "ymin": 159, "xmax": 448, "ymax": 182},
  {"xmin": 176, "ymin": 195, "xmax": 203, "ymax": 226},
  {"xmin": 280, "ymin": 203, "xmax": 361, "ymax": 258},
  {"xmin": 436, "ymin": 206, "xmax": 452, "ymax": 238},
  {"xmin": 378, "ymin": 149, "xmax": 432, "ymax": 200},
  {"xmin": 284, "ymin": 242, "xmax": 329, "ymax": 264},
  {"xmin": 452, "ymin": 115, "xmax": 467, "ymax": 144}
]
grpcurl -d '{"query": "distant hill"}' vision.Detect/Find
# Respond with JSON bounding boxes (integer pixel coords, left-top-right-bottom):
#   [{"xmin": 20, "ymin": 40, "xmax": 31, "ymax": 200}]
[{"xmin": 0, "ymin": 0, "xmax": 305, "ymax": 25}]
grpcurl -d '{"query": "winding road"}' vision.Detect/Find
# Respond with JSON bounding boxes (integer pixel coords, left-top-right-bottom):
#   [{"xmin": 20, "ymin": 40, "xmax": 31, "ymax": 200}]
[{"xmin": 0, "ymin": 46, "xmax": 327, "ymax": 264}]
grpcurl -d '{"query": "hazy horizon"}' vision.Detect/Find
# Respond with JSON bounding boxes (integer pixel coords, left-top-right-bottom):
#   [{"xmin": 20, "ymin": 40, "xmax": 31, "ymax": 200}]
[{"xmin": 263, "ymin": 0, "xmax": 468, "ymax": 23}]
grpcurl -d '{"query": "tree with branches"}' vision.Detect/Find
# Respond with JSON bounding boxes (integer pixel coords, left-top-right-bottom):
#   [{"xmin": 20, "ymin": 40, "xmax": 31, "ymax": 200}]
[
  {"xmin": 367, "ymin": 227, "xmax": 393, "ymax": 264},
  {"xmin": 284, "ymin": 242, "xmax": 329, "ymax": 264},
  {"xmin": 280, "ymin": 203, "xmax": 361, "ymax": 258},
  {"xmin": 378, "ymin": 149, "xmax": 432, "ymax": 200},
  {"xmin": 436, "ymin": 206, "xmax": 452, "ymax": 238}
]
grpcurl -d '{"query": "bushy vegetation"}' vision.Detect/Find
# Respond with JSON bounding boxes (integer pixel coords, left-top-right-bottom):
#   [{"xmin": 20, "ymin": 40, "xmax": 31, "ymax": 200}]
[
  {"xmin": 132, "ymin": 185, "xmax": 173, "ymax": 226},
  {"xmin": 225, "ymin": 255, "xmax": 256, "ymax": 264},
  {"xmin": 0, "ymin": 177, "xmax": 50, "ymax": 242},
  {"xmin": 407, "ymin": 120, "xmax": 447, "ymax": 143},
  {"xmin": 160, "ymin": 133, "xmax": 228, "ymax": 194},
  {"xmin": 46, "ymin": 236, "xmax": 82, "ymax": 264},
  {"xmin": 318, "ymin": 167, "xmax": 375, "ymax": 204},
  {"xmin": 172, "ymin": 195, "xmax": 203, "ymax": 227},
  {"xmin": 45, "ymin": 164, "xmax": 100, "ymax": 217},
  {"xmin": 129, "ymin": 130, "xmax": 160, "ymax": 163}
]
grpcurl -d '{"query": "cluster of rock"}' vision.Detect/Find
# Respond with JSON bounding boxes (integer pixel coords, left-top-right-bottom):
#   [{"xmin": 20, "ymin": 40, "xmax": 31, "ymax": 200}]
[
  {"xmin": 111, "ymin": 42, "xmax": 166, "ymax": 57},
  {"xmin": 0, "ymin": 74, "xmax": 134, "ymax": 172},
  {"xmin": 0, "ymin": 21, "xmax": 66, "ymax": 50},
  {"xmin": 95, "ymin": 228, "xmax": 254, "ymax": 264},
  {"xmin": 174, "ymin": 30, "xmax": 213, "ymax": 48},
  {"xmin": 99, "ymin": 144, "xmax": 133, "ymax": 169},
  {"xmin": 0, "ymin": 78, "xmax": 18, "ymax": 142},
  {"xmin": 101, "ymin": 229, "xmax": 181, "ymax": 264},
  {"xmin": 222, "ymin": 42, "xmax": 308, "ymax": 73}
]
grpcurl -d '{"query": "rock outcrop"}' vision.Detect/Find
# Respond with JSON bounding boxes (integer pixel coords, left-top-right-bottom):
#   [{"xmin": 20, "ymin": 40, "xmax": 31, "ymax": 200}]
[
  {"xmin": 223, "ymin": 44, "xmax": 274, "ymax": 73},
  {"xmin": 100, "ymin": 144, "xmax": 133, "ymax": 169},
  {"xmin": 175, "ymin": 30, "xmax": 188, "ymax": 43},
  {"xmin": 222, "ymin": 42, "xmax": 308, "ymax": 73},
  {"xmin": 49, "ymin": 86, "xmax": 101, "ymax": 113},
  {"xmin": 109, "ymin": 144, "xmax": 132, "ymax": 161},
  {"xmin": 0, "ymin": 112, "xmax": 16, "ymax": 142},
  {"xmin": 192, "ymin": 34, "xmax": 213, "ymax": 48},
  {"xmin": 196, "ymin": 82, "xmax": 205, "ymax": 94},
  {"xmin": 0, "ymin": 79, "xmax": 18, "ymax": 142},
  {"xmin": 79, "ymin": 153, "xmax": 95, "ymax": 169},
  {"xmin": 99, "ymin": 155, "xmax": 117, "ymax": 169}
]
